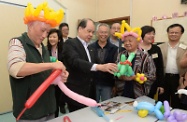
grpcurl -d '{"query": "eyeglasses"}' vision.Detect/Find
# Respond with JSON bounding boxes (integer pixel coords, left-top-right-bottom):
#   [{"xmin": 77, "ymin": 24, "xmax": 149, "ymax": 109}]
[
  {"xmin": 168, "ymin": 32, "xmax": 181, "ymax": 35},
  {"xmin": 98, "ymin": 31, "xmax": 108, "ymax": 35},
  {"xmin": 111, "ymin": 27, "xmax": 120, "ymax": 30}
]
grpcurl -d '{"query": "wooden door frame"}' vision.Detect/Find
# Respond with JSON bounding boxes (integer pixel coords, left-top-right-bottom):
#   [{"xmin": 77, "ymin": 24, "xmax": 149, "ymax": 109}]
[{"xmin": 98, "ymin": 16, "xmax": 130, "ymax": 25}]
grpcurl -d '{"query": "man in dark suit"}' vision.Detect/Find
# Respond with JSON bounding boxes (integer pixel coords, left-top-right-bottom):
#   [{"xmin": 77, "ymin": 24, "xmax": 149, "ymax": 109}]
[{"xmin": 62, "ymin": 18, "xmax": 117, "ymax": 112}]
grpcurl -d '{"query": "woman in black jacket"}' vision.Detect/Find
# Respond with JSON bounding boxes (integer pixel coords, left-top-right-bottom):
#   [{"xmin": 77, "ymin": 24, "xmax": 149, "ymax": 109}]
[
  {"xmin": 47, "ymin": 29, "xmax": 64, "ymax": 117},
  {"xmin": 139, "ymin": 25, "xmax": 165, "ymax": 99}
]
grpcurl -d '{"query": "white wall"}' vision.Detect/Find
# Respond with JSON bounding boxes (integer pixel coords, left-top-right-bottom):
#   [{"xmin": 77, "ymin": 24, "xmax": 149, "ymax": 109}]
[
  {"xmin": 56, "ymin": 0, "xmax": 97, "ymax": 37},
  {"xmin": 97, "ymin": 0, "xmax": 187, "ymax": 28}
]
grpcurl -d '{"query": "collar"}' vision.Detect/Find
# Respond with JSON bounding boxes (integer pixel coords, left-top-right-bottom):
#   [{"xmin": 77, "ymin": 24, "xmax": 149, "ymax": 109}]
[
  {"xmin": 77, "ymin": 36, "xmax": 89, "ymax": 47},
  {"xmin": 96, "ymin": 40, "xmax": 110, "ymax": 49},
  {"xmin": 167, "ymin": 42, "xmax": 179, "ymax": 49}
]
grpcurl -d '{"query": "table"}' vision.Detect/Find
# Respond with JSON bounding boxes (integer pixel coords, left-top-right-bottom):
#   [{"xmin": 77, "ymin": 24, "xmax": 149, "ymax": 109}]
[{"xmin": 47, "ymin": 96, "xmax": 163, "ymax": 122}]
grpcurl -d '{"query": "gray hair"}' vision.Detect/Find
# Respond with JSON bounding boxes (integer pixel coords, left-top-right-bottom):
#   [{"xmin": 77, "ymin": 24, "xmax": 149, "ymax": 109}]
[{"xmin": 96, "ymin": 23, "xmax": 110, "ymax": 32}]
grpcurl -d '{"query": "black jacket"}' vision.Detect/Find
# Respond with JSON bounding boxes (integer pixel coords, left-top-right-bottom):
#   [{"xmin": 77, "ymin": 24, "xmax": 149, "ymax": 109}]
[
  {"xmin": 62, "ymin": 37, "xmax": 97, "ymax": 107},
  {"xmin": 89, "ymin": 40, "xmax": 118, "ymax": 86}
]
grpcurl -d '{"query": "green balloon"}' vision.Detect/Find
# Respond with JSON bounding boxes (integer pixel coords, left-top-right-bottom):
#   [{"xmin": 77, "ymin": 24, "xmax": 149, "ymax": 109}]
[
  {"xmin": 50, "ymin": 56, "xmax": 57, "ymax": 62},
  {"xmin": 127, "ymin": 52, "xmax": 135, "ymax": 62},
  {"xmin": 160, "ymin": 105, "xmax": 165, "ymax": 114},
  {"xmin": 120, "ymin": 54, "xmax": 126, "ymax": 62}
]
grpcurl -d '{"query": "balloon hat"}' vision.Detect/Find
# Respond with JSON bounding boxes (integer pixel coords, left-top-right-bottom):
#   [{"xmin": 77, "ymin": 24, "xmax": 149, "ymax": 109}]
[
  {"xmin": 24, "ymin": 2, "xmax": 64, "ymax": 27},
  {"xmin": 115, "ymin": 20, "xmax": 142, "ymax": 42}
]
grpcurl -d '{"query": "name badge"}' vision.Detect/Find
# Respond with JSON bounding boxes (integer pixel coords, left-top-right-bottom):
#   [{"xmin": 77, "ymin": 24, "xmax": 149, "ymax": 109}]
[
  {"xmin": 152, "ymin": 53, "xmax": 158, "ymax": 59},
  {"xmin": 179, "ymin": 43, "xmax": 187, "ymax": 49}
]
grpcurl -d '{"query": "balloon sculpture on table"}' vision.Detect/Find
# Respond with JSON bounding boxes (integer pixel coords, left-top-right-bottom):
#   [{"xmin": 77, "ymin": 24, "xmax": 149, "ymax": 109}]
[
  {"xmin": 133, "ymin": 101, "xmax": 164, "ymax": 120},
  {"xmin": 133, "ymin": 93, "xmax": 187, "ymax": 122},
  {"xmin": 16, "ymin": 56, "xmax": 99, "ymax": 120},
  {"xmin": 164, "ymin": 100, "xmax": 187, "ymax": 122},
  {"xmin": 114, "ymin": 20, "xmax": 147, "ymax": 84}
]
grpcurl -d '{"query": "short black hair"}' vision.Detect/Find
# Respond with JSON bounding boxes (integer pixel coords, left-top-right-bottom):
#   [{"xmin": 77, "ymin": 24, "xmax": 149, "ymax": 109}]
[
  {"xmin": 59, "ymin": 23, "xmax": 69, "ymax": 31},
  {"xmin": 141, "ymin": 26, "xmax": 155, "ymax": 39},
  {"xmin": 47, "ymin": 29, "xmax": 63, "ymax": 53},
  {"xmin": 110, "ymin": 22, "xmax": 121, "ymax": 29},
  {"xmin": 77, "ymin": 18, "xmax": 94, "ymax": 30},
  {"xmin": 167, "ymin": 23, "xmax": 184, "ymax": 34}
]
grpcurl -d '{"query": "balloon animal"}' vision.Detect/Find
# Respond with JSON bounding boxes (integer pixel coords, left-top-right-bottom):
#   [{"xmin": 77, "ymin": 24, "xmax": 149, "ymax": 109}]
[
  {"xmin": 133, "ymin": 101, "xmax": 164, "ymax": 120},
  {"xmin": 114, "ymin": 53, "xmax": 135, "ymax": 77}
]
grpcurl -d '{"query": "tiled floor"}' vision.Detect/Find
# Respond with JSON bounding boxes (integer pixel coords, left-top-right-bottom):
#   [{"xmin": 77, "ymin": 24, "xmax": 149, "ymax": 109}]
[
  {"xmin": 0, "ymin": 105, "xmax": 68, "ymax": 122},
  {"xmin": 0, "ymin": 112, "xmax": 15, "ymax": 122}
]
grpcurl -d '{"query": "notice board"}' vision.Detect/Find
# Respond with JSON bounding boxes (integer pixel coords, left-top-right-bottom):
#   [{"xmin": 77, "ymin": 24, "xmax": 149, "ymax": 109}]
[{"xmin": 152, "ymin": 16, "xmax": 187, "ymax": 44}]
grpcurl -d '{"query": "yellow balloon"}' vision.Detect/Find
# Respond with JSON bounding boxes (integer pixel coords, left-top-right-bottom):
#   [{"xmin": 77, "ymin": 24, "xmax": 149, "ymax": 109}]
[
  {"xmin": 34, "ymin": 4, "xmax": 43, "ymax": 17},
  {"xmin": 120, "ymin": 20, "xmax": 126, "ymax": 34},
  {"xmin": 124, "ymin": 23, "xmax": 131, "ymax": 32},
  {"xmin": 138, "ymin": 110, "xmax": 148, "ymax": 118},
  {"xmin": 44, "ymin": 7, "xmax": 50, "ymax": 19},
  {"xmin": 115, "ymin": 32, "xmax": 122, "ymax": 39}
]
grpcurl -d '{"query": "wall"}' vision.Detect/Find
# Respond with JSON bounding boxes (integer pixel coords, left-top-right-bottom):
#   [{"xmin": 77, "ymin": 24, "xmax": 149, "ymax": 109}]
[
  {"xmin": 57, "ymin": 0, "xmax": 97, "ymax": 37},
  {"xmin": 97, "ymin": 0, "xmax": 131, "ymax": 22},
  {"xmin": 0, "ymin": 3, "xmax": 26, "ymax": 114},
  {"xmin": 96, "ymin": 0, "xmax": 187, "ymax": 28},
  {"xmin": 132, "ymin": 0, "xmax": 187, "ymax": 27}
]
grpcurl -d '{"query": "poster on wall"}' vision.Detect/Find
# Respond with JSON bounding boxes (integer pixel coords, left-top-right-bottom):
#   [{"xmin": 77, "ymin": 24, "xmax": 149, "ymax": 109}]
[{"xmin": 152, "ymin": 16, "xmax": 187, "ymax": 44}]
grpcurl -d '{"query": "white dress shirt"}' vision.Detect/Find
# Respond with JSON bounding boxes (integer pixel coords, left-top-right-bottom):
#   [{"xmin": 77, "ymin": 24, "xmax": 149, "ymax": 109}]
[
  {"xmin": 77, "ymin": 36, "xmax": 97, "ymax": 71},
  {"xmin": 165, "ymin": 42, "xmax": 179, "ymax": 74}
]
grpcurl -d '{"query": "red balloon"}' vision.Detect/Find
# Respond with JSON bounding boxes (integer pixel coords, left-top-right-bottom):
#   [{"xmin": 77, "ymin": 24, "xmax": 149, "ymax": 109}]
[
  {"xmin": 16, "ymin": 70, "xmax": 61, "ymax": 120},
  {"xmin": 25, "ymin": 69, "xmax": 61, "ymax": 108}
]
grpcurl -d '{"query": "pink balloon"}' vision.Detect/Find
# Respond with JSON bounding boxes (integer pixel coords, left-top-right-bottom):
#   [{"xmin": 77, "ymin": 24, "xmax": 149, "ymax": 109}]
[
  {"xmin": 53, "ymin": 76, "xmax": 99, "ymax": 107},
  {"xmin": 140, "ymin": 76, "xmax": 145, "ymax": 81}
]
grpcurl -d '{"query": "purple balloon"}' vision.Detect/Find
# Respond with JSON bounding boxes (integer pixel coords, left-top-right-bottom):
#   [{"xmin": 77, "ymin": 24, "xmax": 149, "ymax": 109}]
[
  {"xmin": 167, "ymin": 116, "xmax": 177, "ymax": 122},
  {"xmin": 173, "ymin": 111, "xmax": 187, "ymax": 121},
  {"xmin": 164, "ymin": 101, "xmax": 170, "ymax": 118}
]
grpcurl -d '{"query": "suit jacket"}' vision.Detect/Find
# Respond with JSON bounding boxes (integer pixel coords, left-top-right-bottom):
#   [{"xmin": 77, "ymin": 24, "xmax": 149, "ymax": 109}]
[
  {"xmin": 89, "ymin": 40, "xmax": 118, "ymax": 86},
  {"xmin": 159, "ymin": 42, "xmax": 187, "ymax": 76},
  {"xmin": 62, "ymin": 37, "xmax": 96, "ymax": 99}
]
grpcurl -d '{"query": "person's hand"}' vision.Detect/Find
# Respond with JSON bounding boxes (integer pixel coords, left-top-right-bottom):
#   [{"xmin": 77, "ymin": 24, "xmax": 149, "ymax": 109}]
[
  {"xmin": 52, "ymin": 71, "xmax": 69, "ymax": 85},
  {"xmin": 178, "ymin": 76, "xmax": 187, "ymax": 89},
  {"xmin": 97, "ymin": 63, "xmax": 117, "ymax": 74},
  {"xmin": 119, "ymin": 75, "xmax": 136, "ymax": 81},
  {"xmin": 60, "ymin": 70, "xmax": 69, "ymax": 83},
  {"xmin": 157, "ymin": 87, "xmax": 164, "ymax": 94},
  {"xmin": 180, "ymin": 51, "xmax": 187, "ymax": 68},
  {"xmin": 52, "ymin": 61, "xmax": 66, "ymax": 71}
]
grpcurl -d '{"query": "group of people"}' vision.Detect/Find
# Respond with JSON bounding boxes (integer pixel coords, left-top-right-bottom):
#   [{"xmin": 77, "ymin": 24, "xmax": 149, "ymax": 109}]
[{"xmin": 7, "ymin": 2, "xmax": 187, "ymax": 122}]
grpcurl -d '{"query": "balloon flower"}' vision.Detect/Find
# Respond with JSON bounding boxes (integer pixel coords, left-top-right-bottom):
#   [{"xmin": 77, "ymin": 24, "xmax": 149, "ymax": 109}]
[
  {"xmin": 164, "ymin": 100, "xmax": 187, "ymax": 122},
  {"xmin": 114, "ymin": 53, "xmax": 135, "ymax": 77},
  {"xmin": 16, "ymin": 57, "xmax": 99, "ymax": 120},
  {"xmin": 133, "ymin": 101, "xmax": 164, "ymax": 120},
  {"xmin": 135, "ymin": 73, "xmax": 147, "ymax": 84}
]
